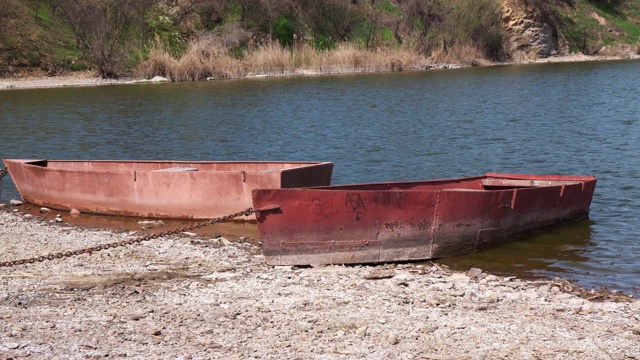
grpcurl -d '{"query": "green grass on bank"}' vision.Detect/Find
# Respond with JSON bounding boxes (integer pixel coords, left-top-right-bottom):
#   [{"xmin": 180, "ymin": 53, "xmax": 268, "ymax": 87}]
[
  {"xmin": 0, "ymin": 0, "xmax": 85, "ymax": 75},
  {"xmin": 560, "ymin": 0, "xmax": 640, "ymax": 54}
]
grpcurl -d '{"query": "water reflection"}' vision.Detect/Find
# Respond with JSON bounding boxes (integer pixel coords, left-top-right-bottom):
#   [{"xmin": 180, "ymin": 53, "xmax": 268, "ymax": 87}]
[
  {"xmin": 439, "ymin": 220, "xmax": 596, "ymax": 281},
  {"xmin": 11, "ymin": 203, "xmax": 260, "ymax": 241}
]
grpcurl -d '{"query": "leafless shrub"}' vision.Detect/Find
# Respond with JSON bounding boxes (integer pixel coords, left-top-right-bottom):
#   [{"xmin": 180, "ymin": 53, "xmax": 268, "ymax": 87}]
[
  {"xmin": 0, "ymin": 0, "xmax": 22, "ymax": 75},
  {"xmin": 298, "ymin": 0, "xmax": 365, "ymax": 48},
  {"xmin": 54, "ymin": 0, "xmax": 144, "ymax": 79},
  {"xmin": 209, "ymin": 23, "xmax": 252, "ymax": 51},
  {"xmin": 0, "ymin": 0, "xmax": 22, "ymax": 35}
]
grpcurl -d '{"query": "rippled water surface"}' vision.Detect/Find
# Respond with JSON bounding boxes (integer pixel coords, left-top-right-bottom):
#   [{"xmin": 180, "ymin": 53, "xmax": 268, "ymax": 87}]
[{"xmin": 1, "ymin": 60, "xmax": 640, "ymax": 291}]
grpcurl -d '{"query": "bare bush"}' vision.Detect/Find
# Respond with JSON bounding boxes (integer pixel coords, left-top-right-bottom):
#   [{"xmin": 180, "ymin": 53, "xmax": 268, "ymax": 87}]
[
  {"xmin": 0, "ymin": 0, "xmax": 22, "ymax": 30},
  {"xmin": 0, "ymin": 0, "xmax": 22, "ymax": 44},
  {"xmin": 441, "ymin": 0, "xmax": 505, "ymax": 61},
  {"xmin": 298, "ymin": 0, "xmax": 365, "ymax": 49},
  {"xmin": 209, "ymin": 23, "xmax": 252, "ymax": 51},
  {"xmin": 54, "ymin": 0, "xmax": 145, "ymax": 79}
]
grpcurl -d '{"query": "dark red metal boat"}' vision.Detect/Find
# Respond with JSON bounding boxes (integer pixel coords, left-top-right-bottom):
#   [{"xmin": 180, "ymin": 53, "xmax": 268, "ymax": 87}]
[
  {"xmin": 3, "ymin": 159, "xmax": 333, "ymax": 220},
  {"xmin": 252, "ymin": 173, "xmax": 597, "ymax": 265}
]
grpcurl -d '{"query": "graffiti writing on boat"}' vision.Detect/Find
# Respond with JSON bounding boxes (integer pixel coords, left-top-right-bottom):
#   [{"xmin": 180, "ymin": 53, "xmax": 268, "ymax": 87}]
[
  {"xmin": 372, "ymin": 192, "xmax": 408, "ymax": 209},
  {"xmin": 311, "ymin": 198, "xmax": 334, "ymax": 218},
  {"xmin": 343, "ymin": 193, "xmax": 366, "ymax": 221}
]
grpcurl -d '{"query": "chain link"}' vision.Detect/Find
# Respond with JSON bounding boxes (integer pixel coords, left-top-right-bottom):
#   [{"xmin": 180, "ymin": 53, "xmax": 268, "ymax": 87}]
[{"xmin": 0, "ymin": 207, "xmax": 255, "ymax": 268}]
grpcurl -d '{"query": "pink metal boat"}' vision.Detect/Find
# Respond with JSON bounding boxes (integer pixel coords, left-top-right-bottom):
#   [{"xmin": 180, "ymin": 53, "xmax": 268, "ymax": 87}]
[
  {"xmin": 3, "ymin": 159, "xmax": 333, "ymax": 219},
  {"xmin": 252, "ymin": 173, "xmax": 597, "ymax": 265}
]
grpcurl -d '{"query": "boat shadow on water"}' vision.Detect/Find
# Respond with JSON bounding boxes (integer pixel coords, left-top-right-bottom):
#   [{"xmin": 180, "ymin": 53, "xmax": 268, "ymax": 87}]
[{"xmin": 438, "ymin": 218, "xmax": 597, "ymax": 282}]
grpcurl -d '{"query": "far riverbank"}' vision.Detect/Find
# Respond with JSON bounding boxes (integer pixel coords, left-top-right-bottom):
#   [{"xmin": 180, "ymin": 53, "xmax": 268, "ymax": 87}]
[{"xmin": 1, "ymin": 53, "xmax": 638, "ymax": 91}]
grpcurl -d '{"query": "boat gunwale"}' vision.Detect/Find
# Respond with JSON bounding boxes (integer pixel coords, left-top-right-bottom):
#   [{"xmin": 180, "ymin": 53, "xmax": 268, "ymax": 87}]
[
  {"xmin": 3, "ymin": 159, "xmax": 333, "ymax": 174},
  {"xmin": 252, "ymin": 173, "xmax": 597, "ymax": 193}
]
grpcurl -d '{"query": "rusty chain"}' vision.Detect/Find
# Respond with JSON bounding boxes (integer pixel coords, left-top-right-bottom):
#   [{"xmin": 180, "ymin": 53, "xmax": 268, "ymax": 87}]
[{"xmin": 0, "ymin": 207, "xmax": 255, "ymax": 268}]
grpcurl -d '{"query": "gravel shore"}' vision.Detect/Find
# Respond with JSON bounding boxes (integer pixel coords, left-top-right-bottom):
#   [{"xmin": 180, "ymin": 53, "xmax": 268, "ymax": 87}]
[
  {"xmin": 0, "ymin": 72, "xmax": 138, "ymax": 91},
  {"xmin": 1, "ymin": 208, "xmax": 639, "ymax": 360}
]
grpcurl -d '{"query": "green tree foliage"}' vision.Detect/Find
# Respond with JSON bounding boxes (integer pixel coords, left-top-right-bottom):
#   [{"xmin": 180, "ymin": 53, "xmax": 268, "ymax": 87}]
[
  {"xmin": 272, "ymin": 14, "xmax": 297, "ymax": 46},
  {"xmin": 145, "ymin": 1, "xmax": 187, "ymax": 56}
]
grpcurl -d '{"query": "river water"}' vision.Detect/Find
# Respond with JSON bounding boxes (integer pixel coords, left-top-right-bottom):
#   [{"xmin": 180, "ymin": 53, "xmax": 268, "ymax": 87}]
[{"xmin": 1, "ymin": 60, "xmax": 639, "ymax": 292}]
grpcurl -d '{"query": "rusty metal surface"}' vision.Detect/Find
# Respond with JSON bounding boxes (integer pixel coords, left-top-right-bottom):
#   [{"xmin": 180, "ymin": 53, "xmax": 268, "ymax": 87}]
[
  {"xmin": 252, "ymin": 173, "xmax": 597, "ymax": 266},
  {"xmin": 3, "ymin": 159, "xmax": 332, "ymax": 220}
]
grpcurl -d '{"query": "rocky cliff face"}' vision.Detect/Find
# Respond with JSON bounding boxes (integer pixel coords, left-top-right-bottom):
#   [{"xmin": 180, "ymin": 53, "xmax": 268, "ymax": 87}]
[{"xmin": 501, "ymin": 0, "xmax": 564, "ymax": 59}]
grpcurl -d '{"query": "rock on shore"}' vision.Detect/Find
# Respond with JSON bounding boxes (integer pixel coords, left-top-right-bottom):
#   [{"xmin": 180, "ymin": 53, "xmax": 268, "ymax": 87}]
[{"xmin": 0, "ymin": 210, "xmax": 639, "ymax": 359}]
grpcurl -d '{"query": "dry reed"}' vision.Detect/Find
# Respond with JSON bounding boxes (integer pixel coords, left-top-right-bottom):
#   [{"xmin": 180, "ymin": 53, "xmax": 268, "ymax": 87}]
[
  {"xmin": 315, "ymin": 44, "xmax": 429, "ymax": 73},
  {"xmin": 138, "ymin": 48, "xmax": 178, "ymax": 79},
  {"xmin": 138, "ymin": 39, "xmax": 477, "ymax": 82},
  {"xmin": 429, "ymin": 43, "xmax": 485, "ymax": 66},
  {"xmin": 243, "ymin": 42, "xmax": 293, "ymax": 76}
]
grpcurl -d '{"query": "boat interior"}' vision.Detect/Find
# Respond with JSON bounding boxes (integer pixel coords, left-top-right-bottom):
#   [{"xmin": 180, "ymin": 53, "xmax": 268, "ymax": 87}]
[{"xmin": 317, "ymin": 176, "xmax": 586, "ymax": 192}]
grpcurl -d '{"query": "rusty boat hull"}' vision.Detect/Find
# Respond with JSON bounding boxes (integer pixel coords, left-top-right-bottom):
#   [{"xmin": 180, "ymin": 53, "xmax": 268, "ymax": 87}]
[
  {"xmin": 252, "ymin": 173, "xmax": 597, "ymax": 265},
  {"xmin": 4, "ymin": 159, "xmax": 333, "ymax": 220}
]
